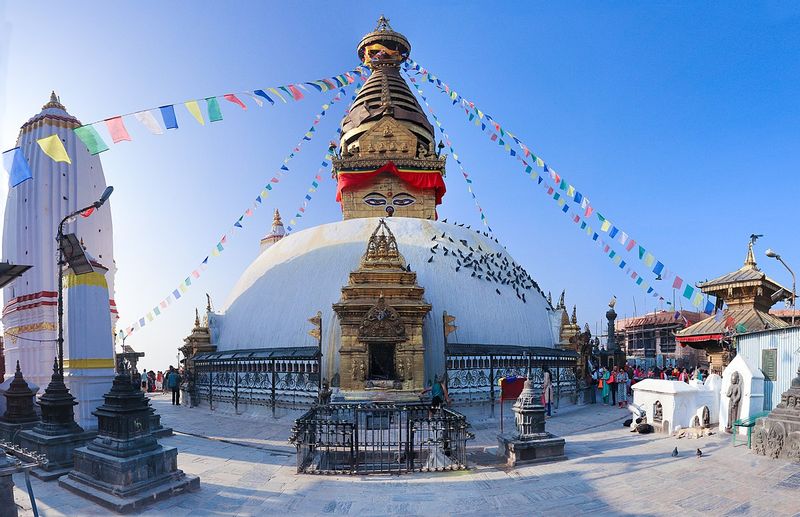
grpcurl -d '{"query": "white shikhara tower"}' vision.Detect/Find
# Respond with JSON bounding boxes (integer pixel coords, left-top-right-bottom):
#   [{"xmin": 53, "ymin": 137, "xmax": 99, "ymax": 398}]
[{"xmin": 2, "ymin": 93, "xmax": 117, "ymax": 395}]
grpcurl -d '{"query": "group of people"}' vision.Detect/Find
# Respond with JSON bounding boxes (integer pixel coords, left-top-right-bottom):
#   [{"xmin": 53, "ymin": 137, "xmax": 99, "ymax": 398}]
[
  {"xmin": 588, "ymin": 363, "xmax": 711, "ymax": 408},
  {"xmin": 135, "ymin": 365, "xmax": 184, "ymax": 405}
]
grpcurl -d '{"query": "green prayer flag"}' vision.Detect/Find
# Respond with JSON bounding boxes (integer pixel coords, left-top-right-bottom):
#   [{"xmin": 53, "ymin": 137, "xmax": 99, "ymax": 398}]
[
  {"xmin": 74, "ymin": 125, "xmax": 109, "ymax": 155},
  {"xmin": 206, "ymin": 97, "xmax": 223, "ymax": 122},
  {"xmin": 638, "ymin": 246, "xmax": 646, "ymax": 260},
  {"xmin": 683, "ymin": 284, "xmax": 694, "ymax": 299}
]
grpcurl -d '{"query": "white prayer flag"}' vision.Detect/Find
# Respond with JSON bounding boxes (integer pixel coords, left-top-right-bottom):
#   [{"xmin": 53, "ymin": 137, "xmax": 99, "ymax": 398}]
[{"xmin": 134, "ymin": 110, "xmax": 164, "ymax": 135}]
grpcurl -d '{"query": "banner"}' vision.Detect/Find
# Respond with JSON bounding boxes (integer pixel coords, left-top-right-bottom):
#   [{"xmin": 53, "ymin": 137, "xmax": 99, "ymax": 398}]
[
  {"xmin": 118, "ymin": 83, "xmax": 358, "ymax": 339},
  {"xmin": 406, "ymin": 59, "xmax": 715, "ymax": 314}
]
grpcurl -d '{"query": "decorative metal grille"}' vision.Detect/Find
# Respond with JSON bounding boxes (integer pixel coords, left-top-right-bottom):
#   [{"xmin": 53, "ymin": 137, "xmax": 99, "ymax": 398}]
[
  {"xmin": 193, "ymin": 347, "xmax": 321, "ymax": 411},
  {"xmin": 289, "ymin": 403, "xmax": 473, "ymax": 475}
]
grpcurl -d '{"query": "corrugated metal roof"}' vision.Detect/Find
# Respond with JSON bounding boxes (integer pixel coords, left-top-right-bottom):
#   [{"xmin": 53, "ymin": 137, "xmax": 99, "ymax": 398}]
[
  {"xmin": 676, "ymin": 306, "xmax": 789, "ymax": 339},
  {"xmin": 446, "ymin": 343, "xmax": 578, "ymax": 358},
  {"xmin": 617, "ymin": 310, "xmax": 706, "ymax": 330}
]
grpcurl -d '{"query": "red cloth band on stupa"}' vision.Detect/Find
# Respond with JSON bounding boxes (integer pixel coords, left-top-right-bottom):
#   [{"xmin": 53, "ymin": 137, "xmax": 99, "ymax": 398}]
[{"xmin": 336, "ymin": 161, "xmax": 446, "ymax": 205}]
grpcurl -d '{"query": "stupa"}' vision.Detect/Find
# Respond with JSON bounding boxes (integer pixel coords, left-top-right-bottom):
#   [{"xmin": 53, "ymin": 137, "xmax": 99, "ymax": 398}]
[{"xmin": 191, "ymin": 17, "xmax": 564, "ymax": 401}]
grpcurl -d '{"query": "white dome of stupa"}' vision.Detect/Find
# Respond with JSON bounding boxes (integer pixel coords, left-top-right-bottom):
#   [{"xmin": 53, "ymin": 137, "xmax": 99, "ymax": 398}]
[{"xmin": 212, "ymin": 217, "xmax": 559, "ymax": 380}]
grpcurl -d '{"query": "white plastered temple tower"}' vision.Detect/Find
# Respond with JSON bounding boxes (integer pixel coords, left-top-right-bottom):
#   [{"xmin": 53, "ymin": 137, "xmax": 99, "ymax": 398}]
[{"xmin": 2, "ymin": 93, "xmax": 117, "ymax": 429}]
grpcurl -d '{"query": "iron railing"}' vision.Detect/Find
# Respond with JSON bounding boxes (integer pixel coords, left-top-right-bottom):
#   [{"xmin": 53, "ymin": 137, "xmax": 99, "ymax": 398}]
[
  {"xmin": 445, "ymin": 344, "xmax": 579, "ymax": 408},
  {"xmin": 289, "ymin": 403, "xmax": 473, "ymax": 475},
  {"xmin": 193, "ymin": 347, "xmax": 321, "ymax": 412}
]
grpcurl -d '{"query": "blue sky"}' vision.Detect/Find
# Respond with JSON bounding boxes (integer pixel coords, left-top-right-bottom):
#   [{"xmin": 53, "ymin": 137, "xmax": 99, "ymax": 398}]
[{"xmin": 1, "ymin": 2, "xmax": 799, "ymax": 371}]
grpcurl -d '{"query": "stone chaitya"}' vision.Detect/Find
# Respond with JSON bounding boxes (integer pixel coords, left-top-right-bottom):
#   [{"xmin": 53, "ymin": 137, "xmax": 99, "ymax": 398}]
[
  {"xmin": 498, "ymin": 377, "xmax": 565, "ymax": 466},
  {"xmin": 333, "ymin": 219, "xmax": 430, "ymax": 395},
  {"xmin": 752, "ymin": 366, "xmax": 800, "ymax": 461},
  {"xmin": 0, "ymin": 361, "xmax": 40, "ymax": 443},
  {"xmin": 59, "ymin": 362, "xmax": 199, "ymax": 512}
]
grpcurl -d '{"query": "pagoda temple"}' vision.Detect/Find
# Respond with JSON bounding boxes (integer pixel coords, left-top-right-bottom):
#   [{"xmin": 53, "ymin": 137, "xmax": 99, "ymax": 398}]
[{"xmin": 676, "ymin": 239, "xmax": 790, "ymax": 373}]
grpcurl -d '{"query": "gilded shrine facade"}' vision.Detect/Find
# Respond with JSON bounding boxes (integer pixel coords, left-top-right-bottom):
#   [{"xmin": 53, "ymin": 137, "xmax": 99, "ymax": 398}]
[{"xmin": 333, "ymin": 220, "xmax": 430, "ymax": 394}]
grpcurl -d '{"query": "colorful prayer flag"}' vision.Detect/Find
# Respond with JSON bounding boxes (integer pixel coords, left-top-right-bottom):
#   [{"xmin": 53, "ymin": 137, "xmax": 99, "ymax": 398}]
[
  {"xmin": 133, "ymin": 110, "xmax": 164, "ymax": 135},
  {"xmin": 160, "ymin": 105, "xmax": 179, "ymax": 129},
  {"xmin": 2, "ymin": 147, "xmax": 33, "ymax": 186},
  {"xmin": 206, "ymin": 97, "xmax": 223, "ymax": 122},
  {"xmin": 105, "ymin": 117, "xmax": 132, "ymax": 143},
  {"xmin": 224, "ymin": 94, "xmax": 247, "ymax": 110},
  {"xmin": 253, "ymin": 90, "xmax": 275, "ymax": 105},
  {"xmin": 74, "ymin": 125, "xmax": 110, "ymax": 154},
  {"xmin": 184, "ymin": 100, "xmax": 205, "ymax": 125},
  {"xmin": 672, "ymin": 276, "xmax": 683, "ymax": 289},
  {"xmin": 36, "ymin": 134, "xmax": 71, "ymax": 164}
]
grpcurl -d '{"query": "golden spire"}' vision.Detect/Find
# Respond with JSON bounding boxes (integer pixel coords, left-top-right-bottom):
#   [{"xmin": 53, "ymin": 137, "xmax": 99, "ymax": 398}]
[
  {"xmin": 744, "ymin": 238, "xmax": 758, "ymax": 269},
  {"xmin": 273, "ymin": 209, "xmax": 283, "ymax": 229},
  {"xmin": 571, "ymin": 305, "xmax": 578, "ymax": 325},
  {"xmin": 194, "ymin": 308, "xmax": 200, "ymax": 327}
]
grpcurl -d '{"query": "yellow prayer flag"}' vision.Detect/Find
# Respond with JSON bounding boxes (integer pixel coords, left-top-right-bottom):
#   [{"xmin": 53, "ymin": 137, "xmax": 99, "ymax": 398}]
[
  {"xmin": 558, "ymin": 198, "xmax": 566, "ymax": 207},
  {"xmin": 600, "ymin": 220, "xmax": 611, "ymax": 232},
  {"xmin": 691, "ymin": 292, "xmax": 703, "ymax": 307},
  {"xmin": 184, "ymin": 101, "xmax": 205, "ymax": 125},
  {"xmin": 535, "ymin": 157, "xmax": 544, "ymax": 167},
  {"xmin": 36, "ymin": 134, "xmax": 71, "ymax": 164},
  {"xmin": 212, "ymin": 248, "xmax": 220, "ymax": 257},
  {"xmin": 146, "ymin": 312, "xmax": 154, "ymax": 322},
  {"xmin": 269, "ymin": 88, "xmax": 287, "ymax": 103},
  {"xmin": 567, "ymin": 185, "xmax": 575, "ymax": 197},
  {"xmin": 644, "ymin": 252, "xmax": 656, "ymax": 267},
  {"xmin": 640, "ymin": 282, "xmax": 649, "ymax": 291},
  {"xmin": 179, "ymin": 284, "xmax": 188, "ymax": 294}
]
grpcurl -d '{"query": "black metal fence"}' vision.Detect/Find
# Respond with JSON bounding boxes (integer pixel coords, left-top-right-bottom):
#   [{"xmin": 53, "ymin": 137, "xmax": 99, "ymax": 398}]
[
  {"xmin": 193, "ymin": 347, "xmax": 321, "ymax": 411},
  {"xmin": 289, "ymin": 403, "xmax": 473, "ymax": 475},
  {"xmin": 445, "ymin": 344, "xmax": 579, "ymax": 407}
]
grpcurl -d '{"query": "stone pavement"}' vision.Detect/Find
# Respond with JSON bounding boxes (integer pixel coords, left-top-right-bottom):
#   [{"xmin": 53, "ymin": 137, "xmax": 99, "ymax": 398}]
[{"xmin": 10, "ymin": 394, "xmax": 800, "ymax": 516}]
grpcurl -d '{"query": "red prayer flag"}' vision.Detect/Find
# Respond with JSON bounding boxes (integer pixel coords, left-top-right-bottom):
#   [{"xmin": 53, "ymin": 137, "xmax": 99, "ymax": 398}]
[
  {"xmin": 105, "ymin": 116, "xmax": 131, "ymax": 143},
  {"xmin": 288, "ymin": 85, "xmax": 304, "ymax": 100},
  {"xmin": 672, "ymin": 276, "xmax": 683, "ymax": 289},
  {"xmin": 223, "ymin": 94, "xmax": 247, "ymax": 110},
  {"xmin": 625, "ymin": 239, "xmax": 636, "ymax": 252}
]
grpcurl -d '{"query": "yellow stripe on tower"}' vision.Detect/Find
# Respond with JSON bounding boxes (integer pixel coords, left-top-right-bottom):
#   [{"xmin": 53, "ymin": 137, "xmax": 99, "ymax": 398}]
[{"xmin": 64, "ymin": 358, "xmax": 115, "ymax": 369}]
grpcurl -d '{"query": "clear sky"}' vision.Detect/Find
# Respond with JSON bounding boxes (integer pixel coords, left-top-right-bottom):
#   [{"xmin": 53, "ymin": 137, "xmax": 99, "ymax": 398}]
[{"xmin": 1, "ymin": 2, "xmax": 799, "ymax": 371}]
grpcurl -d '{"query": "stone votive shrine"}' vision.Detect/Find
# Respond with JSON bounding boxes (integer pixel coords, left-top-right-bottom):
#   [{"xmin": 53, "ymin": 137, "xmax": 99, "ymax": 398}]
[
  {"xmin": 0, "ymin": 361, "xmax": 40, "ymax": 444},
  {"xmin": 752, "ymin": 366, "xmax": 800, "ymax": 461},
  {"xmin": 498, "ymin": 378, "xmax": 566, "ymax": 466},
  {"xmin": 17, "ymin": 359, "xmax": 95, "ymax": 480},
  {"xmin": 59, "ymin": 363, "xmax": 199, "ymax": 513}
]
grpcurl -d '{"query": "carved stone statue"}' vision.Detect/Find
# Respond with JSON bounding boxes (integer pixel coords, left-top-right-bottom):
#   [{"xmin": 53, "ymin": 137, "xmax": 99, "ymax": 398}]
[
  {"xmin": 396, "ymin": 358, "xmax": 405, "ymax": 380},
  {"xmin": 358, "ymin": 360, "xmax": 366, "ymax": 381},
  {"xmin": 405, "ymin": 358, "xmax": 413, "ymax": 380},
  {"xmin": 726, "ymin": 371, "xmax": 742, "ymax": 433}
]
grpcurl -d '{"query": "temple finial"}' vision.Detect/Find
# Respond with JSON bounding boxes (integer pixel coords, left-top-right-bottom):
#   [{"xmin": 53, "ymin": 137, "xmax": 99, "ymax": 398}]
[
  {"xmin": 376, "ymin": 15, "xmax": 391, "ymax": 31},
  {"xmin": 273, "ymin": 209, "xmax": 283, "ymax": 228},
  {"xmin": 571, "ymin": 305, "xmax": 577, "ymax": 325},
  {"xmin": 194, "ymin": 308, "xmax": 200, "ymax": 327},
  {"xmin": 744, "ymin": 238, "xmax": 758, "ymax": 269},
  {"xmin": 42, "ymin": 90, "xmax": 66, "ymax": 111}
]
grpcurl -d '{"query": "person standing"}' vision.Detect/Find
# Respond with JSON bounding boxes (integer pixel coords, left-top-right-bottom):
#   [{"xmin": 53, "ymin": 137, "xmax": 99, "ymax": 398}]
[
  {"xmin": 608, "ymin": 366, "xmax": 619, "ymax": 406},
  {"xmin": 600, "ymin": 367, "xmax": 611, "ymax": 405},
  {"xmin": 616, "ymin": 367, "xmax": 629, "ymax": 408},
  {"xmin": 420, "ymin": 374, "xmax": 450, "ymax": 417},
  {"xmin": 542, "ymin": 366, "xmax": 553, "ymax": 417},
  {"xmin": 166, "ymin": 366, "xmax": 181, "ymax": 405}
]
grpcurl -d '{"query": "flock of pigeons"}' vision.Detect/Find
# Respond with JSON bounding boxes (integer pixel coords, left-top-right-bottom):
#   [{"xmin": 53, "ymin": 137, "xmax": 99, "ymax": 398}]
[{"xmin": 425, "ymin": 220, "xmax": 545, "ymax": 303}]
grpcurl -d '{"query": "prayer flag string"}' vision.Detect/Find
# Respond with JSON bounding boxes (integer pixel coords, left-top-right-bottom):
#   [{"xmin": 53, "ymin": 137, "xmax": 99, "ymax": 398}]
[
  {"xmin": 118, "ymin": 84, "xmax": 356, "ymax": 339},
  {"xmin": 405, "ymin": 59, "xmax": 714, "ymax": 314},
  {"xmin": 402, "ymin": 69, "xmax": 493, "ymax": 233}
]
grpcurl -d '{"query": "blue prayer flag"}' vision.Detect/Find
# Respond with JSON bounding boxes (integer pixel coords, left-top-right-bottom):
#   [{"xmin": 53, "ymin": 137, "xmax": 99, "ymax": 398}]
[
  {"xmin": 619, "ymin": 260, "xmax": 626, "ymax": 269},
  {"xmin": 253, "ymin": 90, "xmax": 275, "ymax": 105},
  {"xmin": 592, "ymin": 233, "xmax": 599, "ymax": 241},
  {"xmin": 280, "ymin": 165, "xmax": 289, "ymax": 171},
  {"xmin": 653, "ymin": 261, "xmax": 665, "ymax": 276},
  {"xmin": 2, "ymin": 147, "xmax": 33, "ymax": 187},
  {"xmin": 574, "ymin": 192, "xmax": 583, "ymax": 204},
  {"xmin": 609, "ymin": 226, "xmax": 619, "ymax": 239},
  {"xmin": 173, "ymin": 289, "xmax": 181, "ymax": 300},
  {"xmin": 234, "ymin": 221, "xmax": 242, "ymax": 228},
  {"xmin": 704, "ymin": 301, "xmax": 715, "ymax": 315},
  {"xmin": 305, "ymin": 82, "xmax": 323, "ymax": 92},
  {"xmin": 159, "ymin": 105, "xmax": 178, "ymax": 129},
  {"xmin": 561, "ymin": 204, "xmax": 569, "ymax": 213}
]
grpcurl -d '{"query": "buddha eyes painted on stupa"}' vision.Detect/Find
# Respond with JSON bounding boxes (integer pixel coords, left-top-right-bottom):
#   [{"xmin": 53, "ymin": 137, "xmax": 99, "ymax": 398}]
[{"xmin": 363, "ymin": 192, "xmax": 416, "ymax": 207}]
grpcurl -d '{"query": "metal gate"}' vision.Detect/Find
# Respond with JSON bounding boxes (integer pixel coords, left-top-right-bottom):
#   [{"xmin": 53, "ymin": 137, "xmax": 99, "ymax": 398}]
[{"xmin": 290, "ymin": 403, "xmax": 472, "ymax": 475}]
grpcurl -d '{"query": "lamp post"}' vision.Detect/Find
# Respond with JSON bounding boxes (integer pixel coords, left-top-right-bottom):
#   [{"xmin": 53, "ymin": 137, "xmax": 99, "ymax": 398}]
[
  {"xmin": 766, "ymin": 248, "xmax": 796, "ymax": 326},
  {"xmin": 56, "ymin": 186, "xmax": 114, "ymax": 375}
]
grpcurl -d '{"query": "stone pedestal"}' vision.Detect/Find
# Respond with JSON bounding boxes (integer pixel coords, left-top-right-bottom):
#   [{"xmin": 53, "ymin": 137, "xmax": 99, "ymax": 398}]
[
  {"xmin": 498, "ymin": 379, "xmax": 565, "ymax": 466},
  {"xmin": 752, "ymin": 366, "xmax": 800, "ymax": 461},
  {"xmin": 17, "ymin": 360, "xmax": 95, "ymax": 480},
  {"xmin": 58, "ymin": 365, "xmax": 198, "ymax": 513},
  {"xmin": 149, "ymin": 407, "xmax": 173, "ymax": 438}
]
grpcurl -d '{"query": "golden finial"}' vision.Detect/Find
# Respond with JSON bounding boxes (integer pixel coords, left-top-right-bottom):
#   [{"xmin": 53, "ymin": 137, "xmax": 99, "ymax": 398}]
[
  {"xmin": 571, "ymin": 305, "xmax": 578, "ymax": 325},
  {"xmin": 194, "ymin": 308, "xmax": 200, "ymax": 327},
  {"xmin": 42, "ymin": 90, "xmax": 66, "ymax": 111},
  {"xmin": 273, "ymin": 209, "xmax": 283, "ymax": 227}
]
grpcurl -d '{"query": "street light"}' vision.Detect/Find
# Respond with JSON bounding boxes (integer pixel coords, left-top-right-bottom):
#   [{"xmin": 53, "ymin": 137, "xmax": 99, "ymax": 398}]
[
  {"xmin": 56, "ymin": 186, "xmax": 114, "ymax": 375},
  {"xmin": 765, "ymin": 248, "xmax": 796, "ymax": 326}
]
